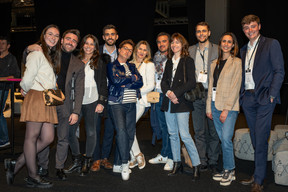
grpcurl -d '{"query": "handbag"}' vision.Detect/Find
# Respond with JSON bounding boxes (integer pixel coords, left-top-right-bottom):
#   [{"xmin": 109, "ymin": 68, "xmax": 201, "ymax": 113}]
[
  {"xmin": 182, "ymin": 58, "xmax": 206, "ymax": 102},
  {"xmin": 147, "ymin": 91, "xmax": 160, "ymax": 103},
  {"xmin": 181, "ymin": 144, "xmax": 193, "ymax": 168},
  {"xmin": 37, "ymin": 81, "xmax": 65, "ymax": 106}
]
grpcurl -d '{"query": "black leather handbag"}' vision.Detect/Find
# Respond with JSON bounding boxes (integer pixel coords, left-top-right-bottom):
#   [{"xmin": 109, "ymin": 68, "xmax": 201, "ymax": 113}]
[{"xmin": 183, "ymin": 58, "xmax": 206, "ymax": 102}]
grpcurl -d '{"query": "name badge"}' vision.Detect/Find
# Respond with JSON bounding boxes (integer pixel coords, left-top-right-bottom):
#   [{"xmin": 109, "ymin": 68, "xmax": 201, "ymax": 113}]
[
  {"xmin": 198, "ymin": 71, "xmax": 207, "ymax": 83},
  {"xmin": 245, "ymin": 71, "xmax": 254, "ymax": 89},
  {"xmin": 212, "ymin": 87, "xmax": 216, "ymax": 101}
]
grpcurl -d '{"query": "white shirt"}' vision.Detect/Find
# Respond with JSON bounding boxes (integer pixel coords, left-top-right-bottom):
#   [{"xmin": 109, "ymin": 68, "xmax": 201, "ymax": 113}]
[
  {"xmin": 195, "ymin": 46, "xmax": 209, "ymax": 89},
  {"xmin": 82, "ymin": 61, "xmax": 98, "ymax": 105},
  {"xmin": 245, "ymin": 35, "xmax": 260, "ymax": 90}
]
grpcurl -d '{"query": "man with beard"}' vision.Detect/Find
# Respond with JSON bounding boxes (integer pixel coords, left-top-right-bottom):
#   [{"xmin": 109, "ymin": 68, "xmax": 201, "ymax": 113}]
[
  {"xmin": 148, "ymin": 32, "xmax": 174, "ymax": 171},
  {"xmin": 25, "ymin": 29, "xmax": 85, "ymax": 180},
  {"xmin": 188, "ymin": 22, "xmax": 220, "ymax": 173},
  {"xmin": 90, "ymin": 24, "xmax": 118, "ymax": 172}
]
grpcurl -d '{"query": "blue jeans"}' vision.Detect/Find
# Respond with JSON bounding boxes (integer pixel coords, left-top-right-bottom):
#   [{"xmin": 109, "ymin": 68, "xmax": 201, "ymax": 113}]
[
  {"xmin": 192, "ymin": 97, "xmax": 220, "ymax": 165},
  {"xmin": 165, "ymin": 102, "xmax": 200, "ymax": 166},
  {"xmin": 153, "ymin": 93, "xmax": 172, "ymax": 159},
  {"xmin": 109, "ymin": 103, "xmax": 136, "ymax": 165},
  {"xmin": 0, "ymin": 90, "xmax": 9, "ymax": 143},
  {"xmin": 211, "ymin": 101, "xmax": 238, "ymax": 170}
]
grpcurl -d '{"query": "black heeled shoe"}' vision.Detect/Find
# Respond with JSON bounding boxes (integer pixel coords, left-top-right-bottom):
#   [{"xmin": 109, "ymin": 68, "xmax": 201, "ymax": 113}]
[
  {"xmin": 26, "ymin": 176, "xmax": 53, "ymax": 188},
  {"xmin": 4, "ymin": 158, "xmax": 16, "ymax": 185},
  {"xmin": 192, "ymin": 165, "xmax": 200, "ymax": 181},
  {"xmin": 168, "ymin": 162, "xmax": 183, "ymax": 176}
]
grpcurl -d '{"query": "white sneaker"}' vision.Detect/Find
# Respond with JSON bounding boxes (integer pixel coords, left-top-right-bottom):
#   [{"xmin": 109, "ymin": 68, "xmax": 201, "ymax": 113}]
[
  {"xmin": 113, "ymin": 165, "xmax": 132, "ymax": 173},
  {"xmin": 136, "ymin": 153, "xmax": 146, "ymax": 169},
  {"xmin": 213, "ymin": 171, "xmax": 224, "ymax": 181},
  {"xmin": 148, "ymin": 154, "xmax": 168, "ymax": 164},
  {"xmin": 164, "ymin": 159, "xmax": 173, "ymax": 171},
  {"xmin": 129, "ymin": 158, "xmax": 138, "ymax": 169},
  {"xmin": 121, "ymin": 163, "xmax": 130, "ymax": 181},
  {"xmin": 220, "ymin": 170, "xmax": 235, "ymax": 186}
]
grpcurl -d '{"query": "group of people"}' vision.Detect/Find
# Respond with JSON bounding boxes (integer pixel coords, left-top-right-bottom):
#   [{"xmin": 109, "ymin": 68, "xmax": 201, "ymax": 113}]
[{"xmin": 2, "ymin": 14, "xmax": 284, "ymax": 192}]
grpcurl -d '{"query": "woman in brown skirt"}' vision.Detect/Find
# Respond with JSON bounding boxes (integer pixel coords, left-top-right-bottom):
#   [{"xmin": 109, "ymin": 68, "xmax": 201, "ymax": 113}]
[{"xmin": 4, "ymin": 24, "xmax": 61, "ymax": 188}]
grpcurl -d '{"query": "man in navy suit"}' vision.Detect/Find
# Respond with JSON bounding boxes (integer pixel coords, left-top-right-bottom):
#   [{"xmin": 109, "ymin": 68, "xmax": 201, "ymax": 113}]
[{"xmin": 239, "ymin": 14, "xmax": 285, "ymax": 192}]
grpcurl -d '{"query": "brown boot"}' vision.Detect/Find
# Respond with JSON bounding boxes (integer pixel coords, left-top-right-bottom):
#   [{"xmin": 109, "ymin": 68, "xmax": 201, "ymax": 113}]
[
  {"xmin": 90, "ymin": 160, "xmax": 101, "ymax": 172},
  {"xmin": 100, "ymin": 158, "xmax": 113, "ymax": 170}
]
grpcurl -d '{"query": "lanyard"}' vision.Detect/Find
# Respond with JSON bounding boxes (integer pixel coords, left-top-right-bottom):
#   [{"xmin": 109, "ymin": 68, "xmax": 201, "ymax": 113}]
[
  {"xmin": 198, "ymin": 49, "xmax": 206, "ymax": 72},
  {"xmin": 246, "ymin": 37, "xmax": 260, "ymax": 71}
]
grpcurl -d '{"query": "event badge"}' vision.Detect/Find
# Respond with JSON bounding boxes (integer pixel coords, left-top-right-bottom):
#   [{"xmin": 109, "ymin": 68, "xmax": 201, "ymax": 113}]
[
  {"xmin": 212, "ymin": 87, "xmax": 216, "ymax": 101},
  {"xmin": 198, "ymin": 71, "xmax": 207, "ymax": 83},
  {"xmin": 245, "ymin": 69, "xmax": 254, "ymax": 89}
]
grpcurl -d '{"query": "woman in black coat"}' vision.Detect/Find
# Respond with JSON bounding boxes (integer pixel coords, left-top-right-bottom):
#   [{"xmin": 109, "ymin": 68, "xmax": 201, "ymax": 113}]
[{"xmin": 161, "ymin": 33, "xmax": 201, "ymax": 181}]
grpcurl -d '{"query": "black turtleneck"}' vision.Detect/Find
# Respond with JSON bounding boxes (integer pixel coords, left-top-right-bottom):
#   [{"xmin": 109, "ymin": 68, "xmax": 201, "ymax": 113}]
[
  {"xmin": 213, "ymin": 59, "xmax": 226, "ymax": 87},
  {"xmin": 57, "ymin": 50, "xmax": 71, "ymax": 94}
]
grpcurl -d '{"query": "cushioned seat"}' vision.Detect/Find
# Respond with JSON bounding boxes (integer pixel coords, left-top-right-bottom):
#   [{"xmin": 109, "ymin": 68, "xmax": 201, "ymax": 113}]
[{"xmin": 233, "ymin": 128, "xmax": 277, "ymax": 161}]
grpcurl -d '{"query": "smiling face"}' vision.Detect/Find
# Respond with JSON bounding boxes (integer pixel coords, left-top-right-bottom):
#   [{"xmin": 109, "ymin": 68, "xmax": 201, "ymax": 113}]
[
  {"xmin": 243, "ymin": 21, "xmax": 261, "ymax": 43},
  {"xmin": 220, "ymin": 35, "xmax": 234, "ymax": 54},
  {"xmin": 136, "ymin": 43, "xmax": 148, "ymax": 62},
  {"xmin": 103, "ymin": 28, "xmax": 118, "ymax": 46},
  {"xmin": 156, "ymin": 35, "xmax": 169, "ymax": 54},
  {"xmin": 118, "ymin": 43, "xmax": 133, "ymax": 62},
  {"xmin": 44, "ymin": 27, "xmax": 60, "ymax": 48},
  {"xmin": 170, "ymin": 38, "xmax": 183, "ymax": 56},
  {"xmin": 195, "ymin": 25, "xmax": 210, "ymax": 43},
  {"xmin": 61, "ymin": 33, "xmax": 78, "ymax": 53},
  {"xmin": 83, "ymin": 37, "xmax": 95, "ymax": 56}
]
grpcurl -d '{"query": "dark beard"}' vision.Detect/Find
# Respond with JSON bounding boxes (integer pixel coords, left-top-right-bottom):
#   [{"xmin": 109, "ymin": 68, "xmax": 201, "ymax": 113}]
[
  {"xmin": 105, "ymin": 40, "xmax": 115, "ymax": 46},
  {"xmin": 199, "ymin": 38, "xmax": 208, "ymax": 44}
]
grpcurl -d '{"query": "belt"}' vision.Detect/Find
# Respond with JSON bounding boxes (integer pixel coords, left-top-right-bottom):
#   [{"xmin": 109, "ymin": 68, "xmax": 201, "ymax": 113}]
[{"xmin": 246, "ymin": 89, "xmax": 255, "ymax": 93}]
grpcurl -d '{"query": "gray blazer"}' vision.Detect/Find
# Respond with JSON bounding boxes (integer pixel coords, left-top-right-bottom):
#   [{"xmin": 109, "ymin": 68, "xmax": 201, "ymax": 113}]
[
  {"xmin": 188, "ymin": 42, "xmax": 218, "ymax": 87},
  {"xmin": 57, "ymin": 54, "xmax": 85, "ymax": 117}
]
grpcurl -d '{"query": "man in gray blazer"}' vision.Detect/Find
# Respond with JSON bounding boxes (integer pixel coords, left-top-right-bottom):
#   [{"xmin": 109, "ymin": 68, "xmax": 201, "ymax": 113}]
[
  {"xmin": 27, "ymin": 29, "xmax": 85, "ymax": 180},
  {"xmin": 188, "ymin": 22, "xmax": 220, "ymax": 173}
]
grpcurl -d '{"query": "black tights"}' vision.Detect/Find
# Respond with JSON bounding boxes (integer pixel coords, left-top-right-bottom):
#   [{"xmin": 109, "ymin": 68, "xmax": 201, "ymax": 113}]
[{"xmin": 13, "ymin": 121, "xmax": 54, "ymax": 179}]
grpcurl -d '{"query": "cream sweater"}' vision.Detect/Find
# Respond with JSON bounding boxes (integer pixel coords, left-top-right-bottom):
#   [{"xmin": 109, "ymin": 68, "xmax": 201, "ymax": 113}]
[{"xmin": 20, "ymin": 51, "xmax": 56, "ymax": 92}]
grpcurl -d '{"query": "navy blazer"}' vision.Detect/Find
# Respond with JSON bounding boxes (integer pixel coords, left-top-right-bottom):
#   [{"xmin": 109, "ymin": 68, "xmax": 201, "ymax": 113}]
[{"xmin": 240, "ymin": 36, "xmax": 285, "ymax": 105}]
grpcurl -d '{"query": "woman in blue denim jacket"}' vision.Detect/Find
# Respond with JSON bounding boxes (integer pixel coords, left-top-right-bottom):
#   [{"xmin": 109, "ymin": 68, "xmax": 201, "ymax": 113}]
[{"xmin": 107, "ymin": 39, "xmax": 143, "ymax": 181}]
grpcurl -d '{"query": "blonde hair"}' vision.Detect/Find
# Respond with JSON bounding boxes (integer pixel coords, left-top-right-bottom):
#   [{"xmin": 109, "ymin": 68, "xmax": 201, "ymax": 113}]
[{"xmin": 131, "ymin": 40, "xmax": 152, "ymax": 64}]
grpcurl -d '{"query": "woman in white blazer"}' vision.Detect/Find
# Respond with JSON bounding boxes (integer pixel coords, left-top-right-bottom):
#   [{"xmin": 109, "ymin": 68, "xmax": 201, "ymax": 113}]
[{"xmin": 129, "ymin": 41, "xmax": 155, "ymax": 169}]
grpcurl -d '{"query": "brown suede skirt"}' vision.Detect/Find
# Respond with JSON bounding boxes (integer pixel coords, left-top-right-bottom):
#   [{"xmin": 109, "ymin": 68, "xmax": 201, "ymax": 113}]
[{"xmin": 20, "ymin": 89, "xmax": 58, "ymax": 124}]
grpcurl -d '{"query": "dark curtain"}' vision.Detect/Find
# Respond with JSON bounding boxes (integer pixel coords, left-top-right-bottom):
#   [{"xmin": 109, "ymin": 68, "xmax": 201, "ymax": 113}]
[
  {"xmin": 0, "ymin": 3, "xmax": 12, "ymax": 36},
  {"xmin": 34, "ymin": 0, "xmax": 156, "ymax": 48}
]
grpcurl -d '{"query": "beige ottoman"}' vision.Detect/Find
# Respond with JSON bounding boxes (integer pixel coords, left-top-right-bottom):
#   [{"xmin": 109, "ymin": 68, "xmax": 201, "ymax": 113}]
[
  {"xmin": 233, "ymin": 128, "xmax": 278, "ymax": 161},
  {"xmin": 274, "ymin": 125, "xmax": 288, "ymax": 139}
]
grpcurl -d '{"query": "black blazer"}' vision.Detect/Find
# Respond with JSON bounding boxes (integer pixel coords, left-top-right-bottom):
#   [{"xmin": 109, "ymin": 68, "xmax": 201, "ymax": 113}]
[
  {"xmin": 94, "ymin": 53, "xmax": 110, "ymax": 106},
  {"xmin": 161, "ymin": 56, "xmax": 196, "ymax": 113}
]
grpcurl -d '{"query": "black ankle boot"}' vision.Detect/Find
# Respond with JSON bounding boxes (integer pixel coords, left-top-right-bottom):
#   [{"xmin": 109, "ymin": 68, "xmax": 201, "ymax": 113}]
[
  {"xmin": 26, "ymin": 176, "xmax": 53, "ymax": 188},
  {"xmin": 4, "ymin": 158, "xmax": 16, "ymax": 185},
  {"xmin": 192, "ymin": 165, "xmax": 200, "ymax": 181},
  {"xmin": 64, "ymin": 154, "xmax": 82, "ymax": 174},
  {"xmin": 168, "ymin": 162, "xmax": 183, "ymax": 176},
  {"xmin": 80, "ymin": 156, "xmax": 92, "ymax": 176}
]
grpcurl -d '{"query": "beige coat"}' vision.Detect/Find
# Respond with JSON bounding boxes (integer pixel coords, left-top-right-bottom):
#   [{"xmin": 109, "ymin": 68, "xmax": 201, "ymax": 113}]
[{"xmin": 206, "ymin": 56, "xmax": 242, "ymax": 113}]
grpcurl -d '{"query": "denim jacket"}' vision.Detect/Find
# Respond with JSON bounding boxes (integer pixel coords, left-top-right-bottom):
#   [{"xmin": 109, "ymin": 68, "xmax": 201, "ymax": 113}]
[{"xmin": 107, "ymin": 59, "xmax": 143, "ymax": 103}]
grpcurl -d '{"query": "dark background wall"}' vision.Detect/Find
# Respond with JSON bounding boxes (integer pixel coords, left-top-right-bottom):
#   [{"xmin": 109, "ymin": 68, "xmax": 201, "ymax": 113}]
[{"xmin": 2, "ymin": 0, "xmax": 287, "ymax": 114}]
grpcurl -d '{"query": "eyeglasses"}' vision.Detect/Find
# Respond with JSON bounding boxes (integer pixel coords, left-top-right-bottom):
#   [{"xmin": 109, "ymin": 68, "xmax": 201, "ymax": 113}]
[{"xmin": 122, "ymin": 46, "xmax": 133, "ymax": 53}]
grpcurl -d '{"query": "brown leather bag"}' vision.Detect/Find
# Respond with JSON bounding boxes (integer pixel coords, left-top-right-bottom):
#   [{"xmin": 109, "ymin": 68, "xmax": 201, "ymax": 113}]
[{"xmin": 181, "ymin": 144, "xmax": 193, "ymax": 168}]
